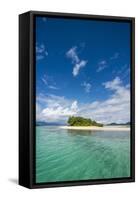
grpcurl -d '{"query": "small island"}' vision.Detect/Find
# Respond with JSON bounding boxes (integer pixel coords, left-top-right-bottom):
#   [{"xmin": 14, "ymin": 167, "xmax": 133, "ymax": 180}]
[
  {"xmin": 60, "ymin": 116, "xmax": 130, "ymax": 131},
  {"xmin": 67, "ymin": 116, "xmax": 103, "ymax": 127}
]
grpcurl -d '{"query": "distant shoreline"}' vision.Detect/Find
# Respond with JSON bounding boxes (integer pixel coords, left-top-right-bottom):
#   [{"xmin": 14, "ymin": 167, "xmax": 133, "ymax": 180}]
[{"xmin": 59, "ymin": 126, "xmax": 130, "ymax": 131}]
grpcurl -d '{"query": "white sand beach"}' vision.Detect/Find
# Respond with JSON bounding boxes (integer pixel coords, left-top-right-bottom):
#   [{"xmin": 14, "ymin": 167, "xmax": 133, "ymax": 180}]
[{"xmin": 59, "ymin": 126, "xmax": 130, "ymax": 131}]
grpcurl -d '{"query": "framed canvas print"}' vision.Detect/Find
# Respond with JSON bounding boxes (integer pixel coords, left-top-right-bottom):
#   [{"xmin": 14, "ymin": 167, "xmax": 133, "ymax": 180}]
[{"xmin": 19, "ymin": 11, "xmax": 135, "ymax": 189}]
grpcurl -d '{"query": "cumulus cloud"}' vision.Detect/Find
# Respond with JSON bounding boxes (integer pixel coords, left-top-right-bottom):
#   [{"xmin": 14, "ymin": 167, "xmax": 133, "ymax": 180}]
[
  {"xmin": 66, "ymin": 46, "xmax": 87, "ymax": 76},
  {"xmin": 41, "ymin": 106, "xmax": 76, "ymax": 122},
  {"xmin": 71, "ymin": 100, "xmax": 78, "ymax": 111},
  {"xmin": 103, "ymin": 76, "xmax": 122, "ymax": 90},
  {"xmin": 78, "ymin": 78, "xmax": 130, "ymax": 124},
  {"xmin": 36, "ymin": 94, "xmax": 78, "ymax": 123},
  {"xmin": 81, "ymin": 82, "xmax": 92, "ymax": 93},
  {"xmin": 36, "ymin": 77, "xmax": 130, "ymax": 124}
]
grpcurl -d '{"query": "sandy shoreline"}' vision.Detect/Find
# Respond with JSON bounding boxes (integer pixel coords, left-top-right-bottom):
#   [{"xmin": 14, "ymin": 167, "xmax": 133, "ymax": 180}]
[{"xmin": 59, "ymin": 126, "xmax": 130, "ymax": 131}]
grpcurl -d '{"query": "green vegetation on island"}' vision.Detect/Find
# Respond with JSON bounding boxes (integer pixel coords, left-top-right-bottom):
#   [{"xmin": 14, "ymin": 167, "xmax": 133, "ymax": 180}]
[{"xmin": 67, "ymin": 116, "xmax": 103, "ymax": 127}]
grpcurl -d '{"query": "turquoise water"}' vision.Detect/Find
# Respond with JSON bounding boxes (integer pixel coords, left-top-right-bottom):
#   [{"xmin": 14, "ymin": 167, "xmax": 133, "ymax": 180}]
[{"xmin": 36, "ymin": 126, "xmax": 130, "ymax": 183}]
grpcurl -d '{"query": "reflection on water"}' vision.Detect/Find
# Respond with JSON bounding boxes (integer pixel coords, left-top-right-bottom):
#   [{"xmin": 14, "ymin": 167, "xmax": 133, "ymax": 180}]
[
  {"xmin": 67, "ymin": 129, "xmax": 130, "ymax": 139},
  {"xmin": 67, "ymin": 129, "xmax": 93, "ymax": 136},
  {"xmin": 36, "ymin": 126, "xmax": 130, "ymax": 183}
]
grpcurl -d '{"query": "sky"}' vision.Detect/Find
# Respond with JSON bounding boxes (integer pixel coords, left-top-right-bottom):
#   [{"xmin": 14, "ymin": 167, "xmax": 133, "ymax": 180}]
[{"xmin": 35, "ymin": 16, "xmax": 131, "ymax": 124}]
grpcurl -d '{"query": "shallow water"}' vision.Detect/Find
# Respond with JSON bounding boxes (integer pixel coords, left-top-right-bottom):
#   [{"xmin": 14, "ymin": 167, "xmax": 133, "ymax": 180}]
[{"xmin": 36, "ymin": 126, "xmax": 130, "ymax": 183}]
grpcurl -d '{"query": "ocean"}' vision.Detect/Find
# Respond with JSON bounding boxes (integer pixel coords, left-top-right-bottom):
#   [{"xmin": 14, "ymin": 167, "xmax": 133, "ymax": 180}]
[{"xmin": 36, "ymin": 126, "xmax": 130, "ymax": 183}]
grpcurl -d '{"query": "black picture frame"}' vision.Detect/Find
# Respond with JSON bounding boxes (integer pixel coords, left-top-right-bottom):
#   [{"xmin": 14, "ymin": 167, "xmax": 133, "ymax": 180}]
[{"xmin": 19, "ymin": 10, "xmax": 135, "ymax": 189}]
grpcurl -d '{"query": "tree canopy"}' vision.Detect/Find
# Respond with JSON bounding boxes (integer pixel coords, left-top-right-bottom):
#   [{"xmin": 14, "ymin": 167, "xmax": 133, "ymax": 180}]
[{"xmin": 67, "ymin": 116, "xmax": 103, "ymax": 127}]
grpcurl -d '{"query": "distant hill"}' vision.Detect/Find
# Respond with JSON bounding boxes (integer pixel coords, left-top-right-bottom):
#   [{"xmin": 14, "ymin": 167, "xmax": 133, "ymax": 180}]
[
  {"xmin": 107, "ymin": 122, "xmax": 130, "ymax": 126},
  {"xmin": 36, "ymin": 121, "xmax": 66, "ymax": 126}
]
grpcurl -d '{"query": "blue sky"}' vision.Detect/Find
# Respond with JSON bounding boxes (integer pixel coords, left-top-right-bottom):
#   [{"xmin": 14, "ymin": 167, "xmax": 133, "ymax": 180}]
[{"xmin": 36, "ymin": 16, "xmax": 131, "ymax": 124}]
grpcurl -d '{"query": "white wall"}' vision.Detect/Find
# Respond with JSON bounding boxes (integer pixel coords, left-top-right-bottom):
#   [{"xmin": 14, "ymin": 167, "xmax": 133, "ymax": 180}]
[{"xmin": 0, "ymin": 0, "xmax": 137, "ymax": 199}]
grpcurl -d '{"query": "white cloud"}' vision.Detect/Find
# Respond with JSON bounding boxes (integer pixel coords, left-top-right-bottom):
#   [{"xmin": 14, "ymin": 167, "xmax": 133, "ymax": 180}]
[
  {"xmin": 66, "ymin": 46, "xmax": 80, "ymax": 63},
  {"xmin": 41, "ymin": 106, "xmax": 76, "ymax": 122},
  {"xmin": 66, "ymin": 46, "xmax": 87, "ymax": 77},
  {"xmin": 71, "ymin": 100, "xmax": 78, "ymax": 111},
  {"xmin": 73, "ymin": 60, "xmax": 87, "ymax": 76},
  {"xmin": 97, "ymin": 60, "xmax": 107, "ymax": 72},
  {"xmin": 36, "ymin": 55, "xmax": 45, "ymax": 61},
  {"xmin": 115, "ymin": 64, "xmax": 130, "ymax": 81},
  {"xmin": 121, "ymin": 68, "xmax": 130, "ymax": 80},
  {"xmin": 103, "ymin": 76, "xmax": 122, "ymax": 90},
  {"xmin": 81, "ymin": 82, "xmax": 92, "ymax": 93},
  {"xmin": 41, "ymin": 77, "xmax": 48, "ymax": 85},
  {"xmin": 96, "ymin": 52, "xmax": 119, "ymax": 73},
  {"xmin": 48, "ymin": 85, "xmax": 59, "ymax": 90},
  {"xmin": 37, "ymin": 77, "xmax": 130, "ymax": 124},
  {"xmin": 36, "ymin": 94, "xmax": 78, "ymax": 122},
  {"xmin": 41, "ymin": 74, "xmax": 59, "ymax": 90},
  {"xmin": 110, "ymin": 52, "xmax": 119, "ymax": 60},
  {"xmin": 36, "ymin": 43, "xmax": 48, "ymax": 61}
]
